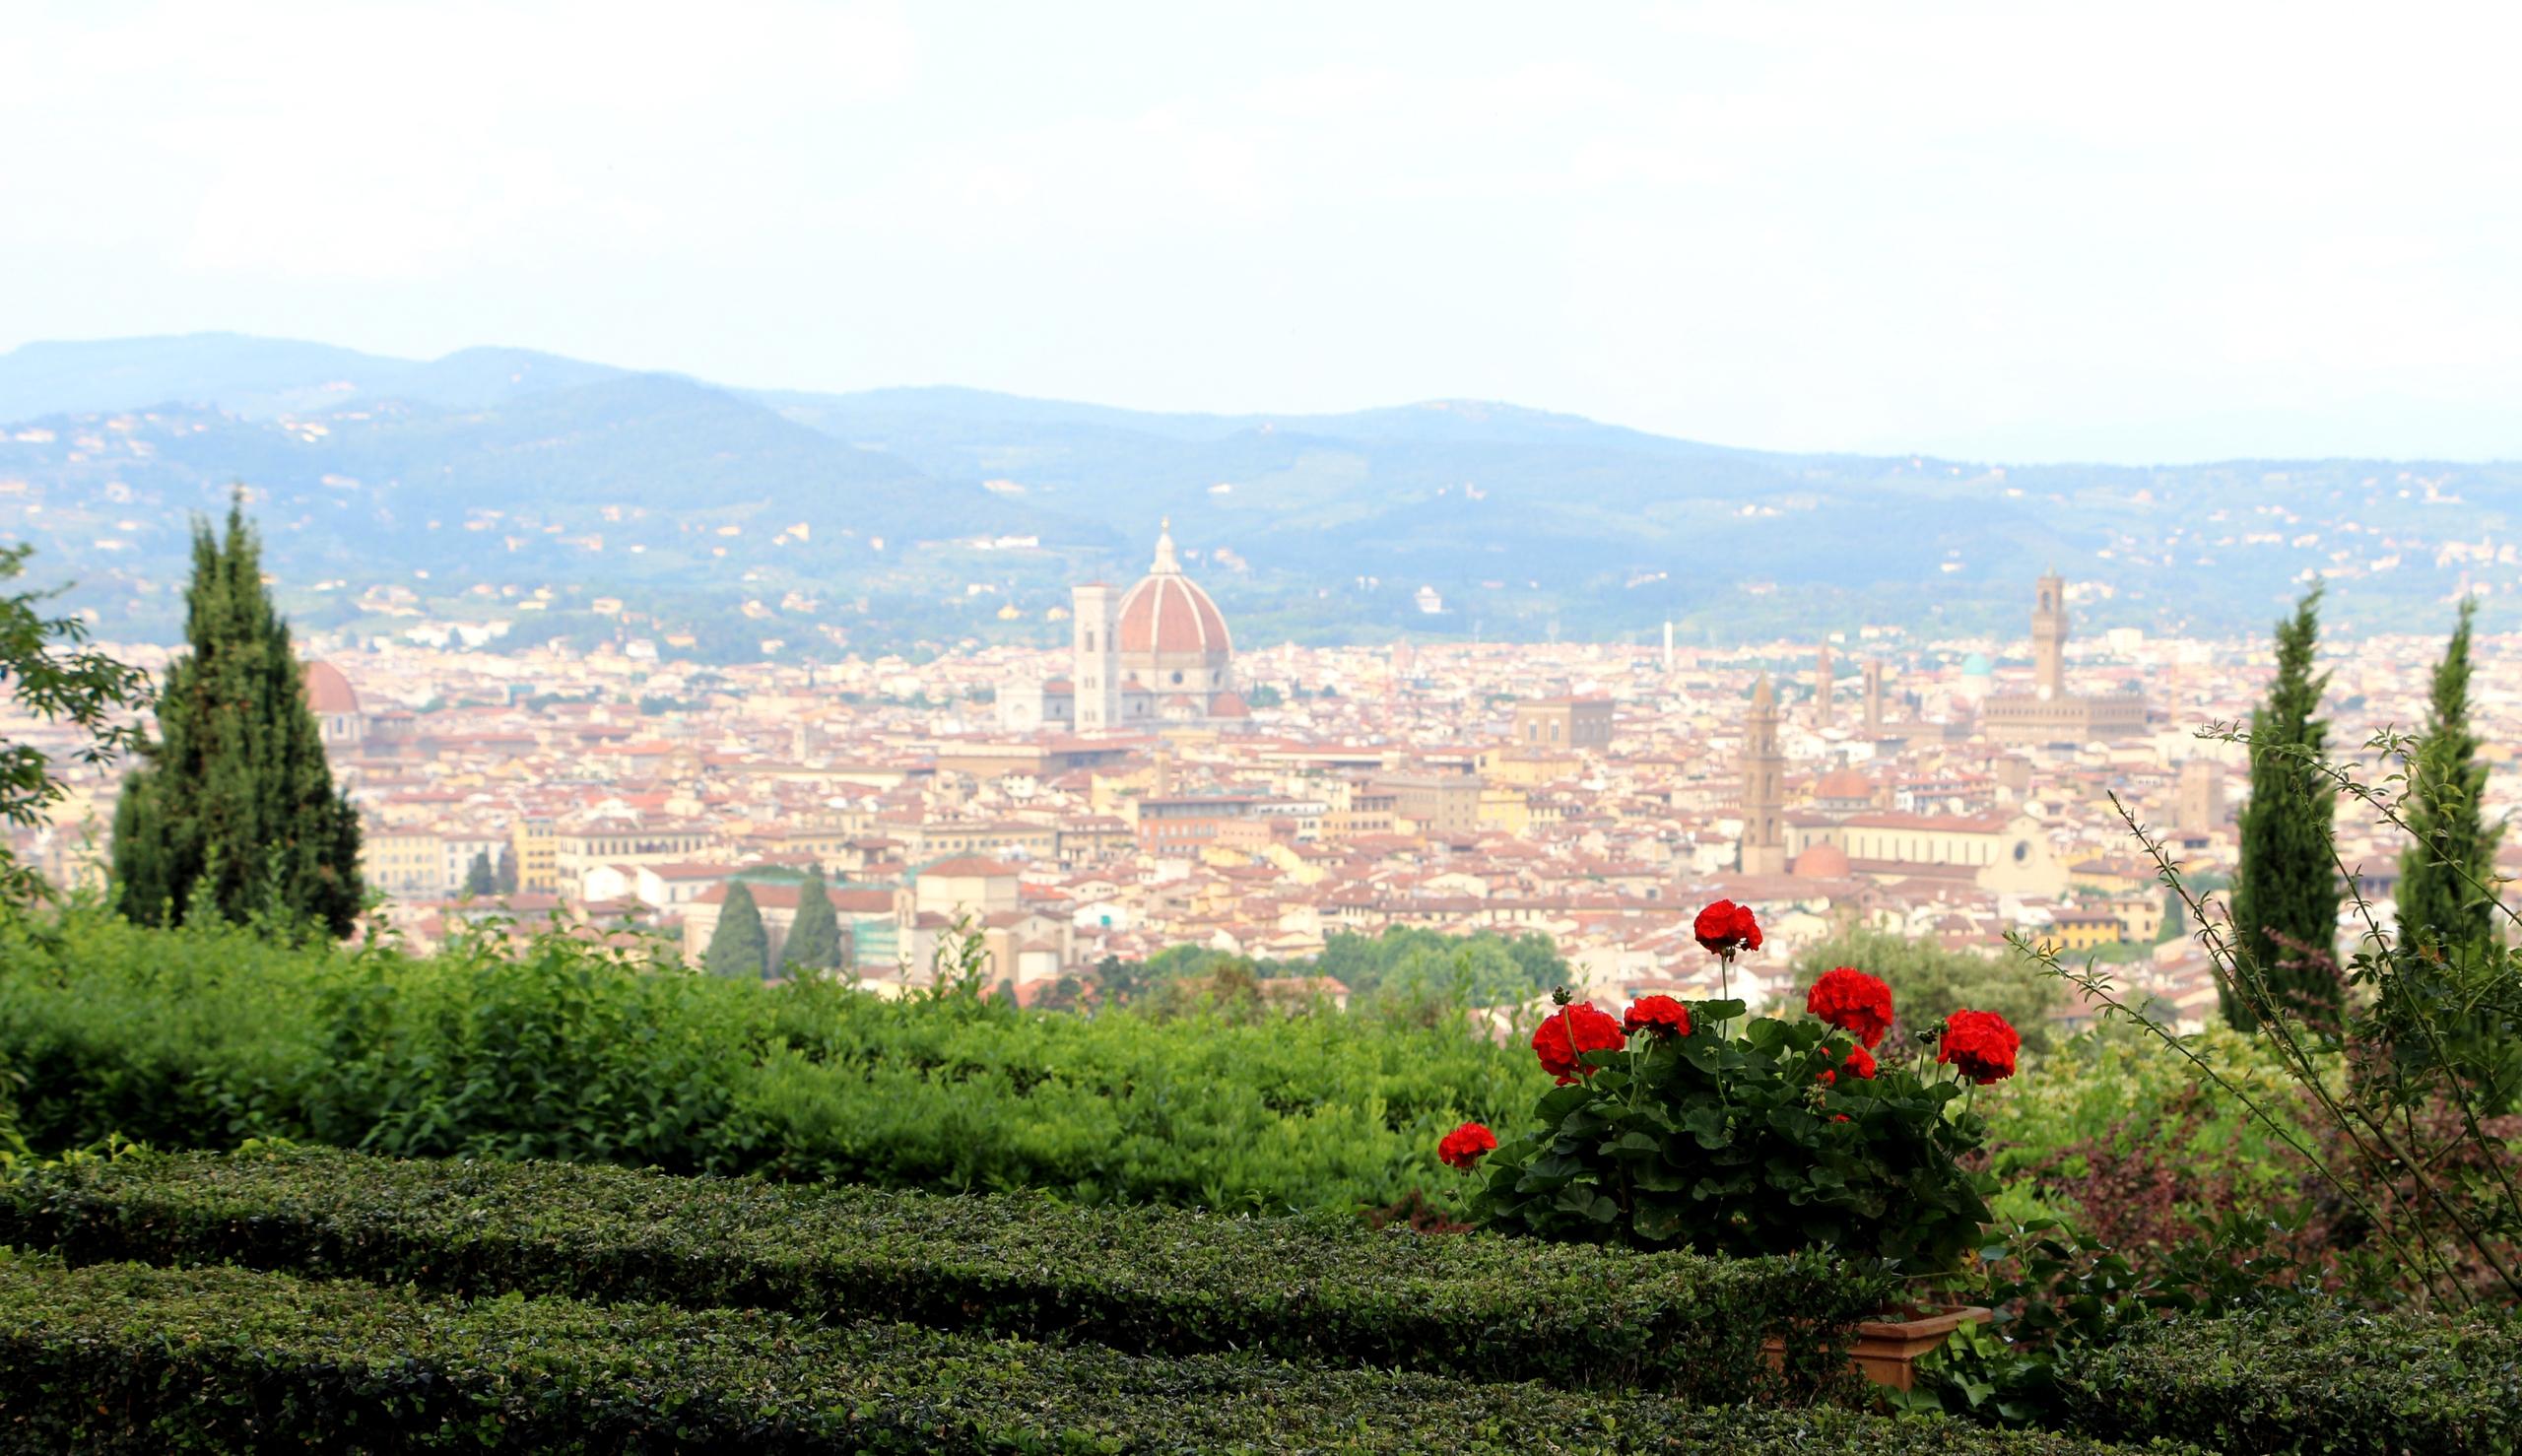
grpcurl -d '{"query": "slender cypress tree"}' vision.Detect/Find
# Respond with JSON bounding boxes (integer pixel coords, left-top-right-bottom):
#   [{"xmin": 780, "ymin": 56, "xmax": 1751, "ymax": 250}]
[
  {"xmin": 2396, "ymin": 599, "xmax": 2499, "ymax": 954},
  {"xmin": 463, "ymin": 851, "xmax": 498, "ymax": 899},
  {"xmin": 494, "ymin": 847, "xmax": 518, "ymax": 895},
  {"xmin": 112, "ymin": 498, "xmax": 365, "ymax": 937},
  {"xmin": 705, "ymin": 881, "xmax": 768, "ymax": 979},
  {"xmin": 2386, "ymin": 600, "xmax": 2514, "ymax": 1110},
  {"xmin": 2225, "ymin": 584, "xmax": 2341, "ymax": 1029},
  {"xmin": 782, "ymin": 870, "xmax": 843, "ymax": 974}
]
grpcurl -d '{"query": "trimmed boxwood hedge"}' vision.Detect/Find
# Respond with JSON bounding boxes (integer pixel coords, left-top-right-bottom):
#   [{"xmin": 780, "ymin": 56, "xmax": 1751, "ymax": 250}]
[
  {"xmin": 0, "ymin": 1255, "xmax": 2171, "ymax": 1454},
  {"xmin": 2046, "ymin": 1303, "xmax": 2522, "ymax": 1455},
  {"xmin": 0, "ymin": 1147, "xmax": 1895, "ymax": 1403}
]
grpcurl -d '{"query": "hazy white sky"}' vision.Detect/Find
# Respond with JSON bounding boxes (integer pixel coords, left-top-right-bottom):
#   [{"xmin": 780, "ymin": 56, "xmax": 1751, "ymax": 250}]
[{"xmin": 7, "ymin": 1, "xmax": 2520, "ymax": 462}]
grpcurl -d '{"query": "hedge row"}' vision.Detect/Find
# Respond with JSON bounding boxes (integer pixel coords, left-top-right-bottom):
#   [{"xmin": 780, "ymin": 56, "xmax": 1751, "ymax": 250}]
[
  {"xmin": 2047, "ymin": 1303, "xmax": 2522, "ymax": 1455},
  {"xmin": 0, "ymin": 1147, "xmax": 1894, "ymax": 1403},
  {"xmin": 0, "ymin": 1256, "xmax": 2167, "ymax": 1454},
  {"xmin": 0, "ymin": 912, "xmax": 1534, "ymax": 1210}
]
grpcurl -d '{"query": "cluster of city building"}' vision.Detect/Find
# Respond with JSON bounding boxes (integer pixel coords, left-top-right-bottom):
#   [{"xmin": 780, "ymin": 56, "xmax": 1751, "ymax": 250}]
[{"xmin": 13, "ymin": 524, "xmax": 2515, "ymax": 1039}]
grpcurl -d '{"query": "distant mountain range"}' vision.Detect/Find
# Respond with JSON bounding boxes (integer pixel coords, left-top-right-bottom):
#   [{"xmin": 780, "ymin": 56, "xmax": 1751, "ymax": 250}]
[{"xmin": 1, "ymin": 333, "xmax": 2511, "ymax": 657}]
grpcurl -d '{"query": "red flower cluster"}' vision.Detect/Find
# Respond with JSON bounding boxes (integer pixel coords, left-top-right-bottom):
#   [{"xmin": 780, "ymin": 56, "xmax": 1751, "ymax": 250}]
[
  {"xmin": 1623, "ymin": 994, "xmax": 1692, "ymax": 1039},
  {"xmin": 1815, "ymin": 1042, "xmax": 1877, "ymax": 1086},
  {"xmin": 1692, "ymin": 899, "xmax": 1762, "ymax": 957},
  {"xmin": 1437, "ymin": 1120, "xmax": 1498, "ymax": 1170},
  {"xmin": 1532, "ymin": 1002, "xmax": 1626, "ymax": 1083},
  {"xmin": 1806, "ymin": 967, "xmax": 1895, "ymax": 1048},
  {"xmin": 1940, "ymin": 1009, "xmax": 2022, "ymax": 1084}
]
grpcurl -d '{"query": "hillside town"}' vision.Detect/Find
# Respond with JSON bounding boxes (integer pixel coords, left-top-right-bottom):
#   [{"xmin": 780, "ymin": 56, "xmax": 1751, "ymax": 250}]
[{"xmin": 13, "ymin": 523, "xmax": 2514, "ymax": 1041}]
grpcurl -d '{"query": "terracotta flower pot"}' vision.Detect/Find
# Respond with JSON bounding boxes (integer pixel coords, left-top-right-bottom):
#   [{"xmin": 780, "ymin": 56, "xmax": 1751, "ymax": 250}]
[{"xmin": 1763, "ymin": 1304, "xmax": 1991, "ymax": 1393}]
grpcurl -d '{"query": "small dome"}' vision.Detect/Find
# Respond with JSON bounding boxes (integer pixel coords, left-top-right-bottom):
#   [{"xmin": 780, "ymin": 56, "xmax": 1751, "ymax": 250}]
[
  {"xmin": 1815, "ymin": 768, "xmax": 1875, "ymax": 802},
  {"xmin": 302, "ymin": 660, "xmax": 360, "ymax": 715},
  {"xmin": 1792, "ymin": 842, "xmax": 1852, "ymax": 879},
  {"xmin": 1960, "ymin": 652, "xmax": 1994, "ymax": 677},
  {"xmin": 1210, "ymin": 689, "xmax": 1251, "ymax": 719}
]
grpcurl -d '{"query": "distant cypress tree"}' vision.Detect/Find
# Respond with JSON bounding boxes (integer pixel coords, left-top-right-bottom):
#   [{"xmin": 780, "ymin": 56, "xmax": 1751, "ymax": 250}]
[
  {"xmin": 494, "ymin": 846, "xmax": 518, "ymax": 895},
  {"xmin": 2396, "ymin": 599, "xmax": 2499, "ymax": 956},
  {"xmin": 2386, "ymin": 600, "xmax": 2515, "ymax": 1110},
  {"xmin": 705, "ymin": 881, "xmax": 768, "ymax": 979},
  {"xmin": 463, "ymin": 851, "xmax": 498, "ymax": 899},
  {"xmin": 111, "ymin": 498, "xmax": 364, "ymax": 938},
  {"xmin": 782, "ymin": 870, "xmax": 843, "ymax": 974},
  {"xmin": 2226, "ymin": 584, "xmax": 2341, "ymax": 1029}
]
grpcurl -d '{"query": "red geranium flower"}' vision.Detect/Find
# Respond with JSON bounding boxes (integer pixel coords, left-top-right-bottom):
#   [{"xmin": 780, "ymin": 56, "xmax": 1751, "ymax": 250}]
[
  {"xmin": 1940, "ymin": 1009, "xmax": 2022, "ymax": 1085},
  {"xmin": 1692, "ymin": 899, "xmax": 1762, "ymax": 957},
  {"xmin": 1816, "ymin": 1043, "xmax": 1876, "ymax": 1085},
  {"xmin": 1532, "ymin": 1002, "xmax": 1626, "ymax": 1083},
  {"xmin": 1623, "ymin": 994, "xmax": 1692, "ymax": 1038},
  {"xmin": 1437, "ymin": 1121, "xmax": 1498, "ymax": 1170},
  {"xmin": 1806, "ymin": 966, "xmax": 1895, "ymax": 1048}
]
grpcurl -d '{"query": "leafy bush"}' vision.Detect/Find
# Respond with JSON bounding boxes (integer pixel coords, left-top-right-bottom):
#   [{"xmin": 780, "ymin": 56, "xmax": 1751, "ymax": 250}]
[
  {"xmin": 0, "ymin": 1254, "xmax": 2173, "ymax": 1455},
  {"xmin": 0, "ymin": 912, "xmax": 1529, "ymax": 1210},
  {"xmin": 2043, "ymin": 1302, "xmax": 2522, "ymax": 1454},
  {"xmin": 0, "ymin": 1146, "xmax": 1892, "ymax": 1403}
]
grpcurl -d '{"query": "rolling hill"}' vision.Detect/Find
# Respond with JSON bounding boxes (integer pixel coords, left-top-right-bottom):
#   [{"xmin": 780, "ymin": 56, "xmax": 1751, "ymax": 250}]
[{"xmin": 0, "ymin": 333, "xmax": 2511, "ymax": 655}]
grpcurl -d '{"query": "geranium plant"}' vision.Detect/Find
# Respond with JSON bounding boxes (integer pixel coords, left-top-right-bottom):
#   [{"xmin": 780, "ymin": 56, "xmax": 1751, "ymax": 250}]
[{"xmin": 1455, "ymin": 903, "xmax": 2016, "ymax": 1293}]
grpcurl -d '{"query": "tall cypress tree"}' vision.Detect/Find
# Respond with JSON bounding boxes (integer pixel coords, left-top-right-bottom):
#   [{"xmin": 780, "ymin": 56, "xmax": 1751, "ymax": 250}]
[
  {"xmin": 111, "ymin": 499, "xmax": 364, "ymax": 937},
  {"xmin": 782, "ymin": 871, "xmax": 843, "ymax": 974},
  {"xmin": 2226, "ymin": 584, "xmax": 2341, "ymax": 1029},
  {"xmin": 463, "ymin": 851, "xmax": 498, "ymax": 899},
  {"xmin": 705, "ymin": 881, "xmax": 768, "ymax": 979},
  {"xmin": 2396, "ymin": 599, "xmax": 2499, "ymax": 955},
  {"xmin": 2387, "ymin": 600, "xmax": 2514, "ymax": 1110}
]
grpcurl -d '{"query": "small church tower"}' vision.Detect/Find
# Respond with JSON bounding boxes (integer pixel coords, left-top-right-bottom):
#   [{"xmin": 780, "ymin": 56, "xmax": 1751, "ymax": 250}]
[
  {"xmin": 1072, "ymin": 582, "xmax": 1120, "ymax": 728},
  {"xmin": 1739, "ymin": 674, "xmax": 1788, "ymax": 875},
  {"xmin": 2031, "ymin": 568, "xmax": 2068, "ymax": 700}
]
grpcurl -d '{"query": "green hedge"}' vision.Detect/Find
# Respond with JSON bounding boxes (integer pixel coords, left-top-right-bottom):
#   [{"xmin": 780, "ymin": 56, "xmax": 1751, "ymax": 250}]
[
  {"xmin": 0, "ymin": 1147, "xmax": 1894, "ymax": 1404},
  {"xmin": 0, "ymin": 1256, "xmax": 2168, "ymax": 1454},
  {"xmin": 2046, "ymin": 1304, "xmax": 2522, "ymax": 1455},
  {"xmin": 0, "ymin": 912, "xmax": 1530, "ymax": 1210}
]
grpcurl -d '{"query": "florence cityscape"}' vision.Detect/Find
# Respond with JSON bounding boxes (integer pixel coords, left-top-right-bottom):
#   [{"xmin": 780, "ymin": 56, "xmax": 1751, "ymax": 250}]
[{"xmin": 0, "ymin": 4, "xmax": 2516, "ymax": 1451}]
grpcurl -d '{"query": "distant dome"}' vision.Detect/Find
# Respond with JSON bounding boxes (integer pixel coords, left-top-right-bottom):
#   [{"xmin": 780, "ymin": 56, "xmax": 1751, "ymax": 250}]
[
  {"xmin": 1815, "ymin": 768, "xmax": 1875, "ymax": 802},
  {"xmin": 1960, "ymin": 652, "xmax": 1994, "ymax": 677},
  {"xmin": 302, "ymin": 660, "xmax": 360, "ymax": 716},
  {"xmin": 1210, "ymin": 689, "xmax": 1251, "ymax": 719},
  {"xmin": 1115, "ymin": 521, "xmax": 1231, "ymax": 657},
  {"xmin": 1792, "ymin": 842, "xmax": 1852, "ymax": 879}
]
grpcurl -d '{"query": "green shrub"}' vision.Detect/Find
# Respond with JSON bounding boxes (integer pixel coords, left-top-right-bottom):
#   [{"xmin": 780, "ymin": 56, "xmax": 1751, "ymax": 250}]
[
  {"xmin": 0, "ymin": 912, "xmax": 1529, "ymax": 1210},
  {"xmin": 0, "ymin": 1146, "xmax": 1892, "ymax": 1404},
  {"xmin": 0, "ymin": 1255, "xmax": 2171, "ymax": 1454},
  {"xmin": 2045, "ymin": 1303, "xmax": 2522, "ymax": 1454}
]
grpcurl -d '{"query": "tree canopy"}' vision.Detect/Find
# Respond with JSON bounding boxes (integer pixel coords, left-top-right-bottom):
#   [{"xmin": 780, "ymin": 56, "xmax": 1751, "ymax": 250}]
[
  {"xmin": 704, "ymin": 882, "xmax": 768, "ymax": 980},
  {"xmin": 0, "ymin": 545, "xmax": 150, "ymax": 914},
  {"xmin": 1790, "ymin": 924, "xmax": 2062, "ymax": 1053},
  {"xmin": 2226, "ymin": 584, "xmax": 2342, "ymax": 1029},
  {"xmin": 110, "ymin": 501, "xmax": 364, "ymax": 938}
]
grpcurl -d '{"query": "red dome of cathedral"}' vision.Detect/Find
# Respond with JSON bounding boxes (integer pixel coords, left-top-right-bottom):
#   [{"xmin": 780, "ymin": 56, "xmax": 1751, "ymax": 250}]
[
  {"xmin": 1115, "ymin": 521, "xmax": 1231, "ymax": 656},
  {"xmin": 302, "ymin": 660, "xmax": 360, "ymax": 715}
]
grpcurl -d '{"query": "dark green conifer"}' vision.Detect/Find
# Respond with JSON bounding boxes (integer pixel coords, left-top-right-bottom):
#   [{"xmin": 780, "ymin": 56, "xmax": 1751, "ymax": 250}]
[
  {"xmin": 2396, "ymin": 599, "xmax": 2499, "ymax": 956},
  {"xmin": 463, "ymin": 851, "xmax": 498, "ymax": 899},
  {"xmin": 705, "ymin": 881, "xmax": 768, "ymax": 979},
  {"xmin": 111, "ymin": 498, "xmax": 364, "ymax": 937},
  {"xmin": 2226, "ymin": 584, "xmax": 2341, "ymax": 1029},
  {"xmin": 782, "ymin": 870, "xmax": 843, "ymax": 974}
]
